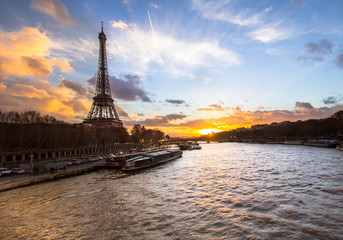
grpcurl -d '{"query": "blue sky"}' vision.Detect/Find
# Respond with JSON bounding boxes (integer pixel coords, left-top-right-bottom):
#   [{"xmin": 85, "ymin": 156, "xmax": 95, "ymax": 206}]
[{"xmin": 0, "ymin": 0, "xmax": 342, "ymax": 136}]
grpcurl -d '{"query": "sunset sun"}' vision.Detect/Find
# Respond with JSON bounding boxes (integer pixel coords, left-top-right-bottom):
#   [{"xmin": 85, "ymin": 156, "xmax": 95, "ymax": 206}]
[{"xmin": 198, "ymin": 129, "xmax": 221, "ymax": 135}]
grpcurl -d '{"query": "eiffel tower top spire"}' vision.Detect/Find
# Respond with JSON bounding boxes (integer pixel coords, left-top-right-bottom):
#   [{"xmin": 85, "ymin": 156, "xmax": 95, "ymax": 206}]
[
  {"xmin": 83, "ymin": 22, "xmax": 123, "ymax": 127},
  {"xmin": 95, "ymin": 21, "xmax": 110, "ymax": 96}
]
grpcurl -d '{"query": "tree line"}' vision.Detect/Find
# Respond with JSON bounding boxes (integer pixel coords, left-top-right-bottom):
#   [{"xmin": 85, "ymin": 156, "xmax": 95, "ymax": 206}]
[
  {"xmin": 0, "ymin": 110, "xmax": 64, "ymax": 124},
  {"xmin": 206, "ymin": 115, "xmax": 343, "ymax": 142},
  {"xmin": 0, "ymin": 111, "xmax": 166, "ymax": 152},
  {"xmin": 0, "ymin": 122, "xmax": 130, "ymax": 152},
  {"xmin": 0, "ymin": 110, "xmax": 129, "ymax": 152},
  {"xmin": 130, "ymin": 124, "xmax": 165, "ymax": 144}
]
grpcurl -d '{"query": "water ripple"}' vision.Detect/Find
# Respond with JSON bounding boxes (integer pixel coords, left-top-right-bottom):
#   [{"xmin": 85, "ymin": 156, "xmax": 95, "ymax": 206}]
[{"xmin": 1, "ymin": 143, "xmax": 343, "ymax": 239}]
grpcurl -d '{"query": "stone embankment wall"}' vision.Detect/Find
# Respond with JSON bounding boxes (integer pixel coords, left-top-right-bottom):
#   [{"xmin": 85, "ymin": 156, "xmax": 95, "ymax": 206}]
[{"xmin": 0, "ymin": 143, "xmax": 140, "ymax": 168}]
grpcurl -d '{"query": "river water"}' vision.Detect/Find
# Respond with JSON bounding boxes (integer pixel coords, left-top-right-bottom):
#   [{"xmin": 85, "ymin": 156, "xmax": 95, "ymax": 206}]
[{"xmin": 1, "ymin": 142, "xmax": 343, "ymax": 239}]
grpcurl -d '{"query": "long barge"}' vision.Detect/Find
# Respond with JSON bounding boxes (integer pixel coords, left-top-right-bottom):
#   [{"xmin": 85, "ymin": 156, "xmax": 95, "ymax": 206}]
[
  {"xmin": 304, "ymin": 140, "xmax": 340, "ymax": 148},
  {"xmin": 123, "ymin": 149, "xmax": 182, "ymax": 171}
]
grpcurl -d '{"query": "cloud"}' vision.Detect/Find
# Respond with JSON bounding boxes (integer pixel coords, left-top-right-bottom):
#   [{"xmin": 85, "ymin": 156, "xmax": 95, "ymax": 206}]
[
  {"xmin": 192, "ymin": 0, "xmax": 295, "ymax": 44},
  {"xmin": 124, "ymin": 113, "xmax": 187, "ymax": 127},
  {"xmin": 0, "ymin": 26, "xmax": 72, "ymax": 78},
  {"xmin": 298, "ymin": 39, "xmax": 333, "ymax": 65},
  {"xmin": 10, "ymin": 83, "xmax": 50, "ymax": 99},
  {"xmin": 51, "ymin": 36, "xmax": 97, "ymax": 62},
  {"xmin": 150, "ymin": 3, "xmax": 159, "ymax": 9},
  {"xmin": 179, "ymin": 119, "xmax": 217, "ymax": 128},
  {"xmin": 191, "ymin": 0, "xmax": 271, "ymax": 26},
  {"xmin": 295, "ymin": 101, "xmax": 314, "ymax": 110},
  {"xmin": 108, "ymin": 19, "xmax": 242, "ymax": 76},
  {"xmin": 305, "ymin": 39, "xmax": 333, "ymax": 55},
  {"xmin": 86, "ymin": 77, "xmax": 96, "ymax": 86},
  {"xmin": 249, "ymin": 23, "xmax": 292, "ymax": 43},
  {"xmin": 111, "ymin": 75, "xmax": 151, "ymax": 102},
  {"xmin": 30, "ymin": 0, "xmax": 77, "ymax": 26},
  {"xmin": 123, "ymin": 101, "xmax": 343, "ymax": 137},
  {"xmin": 165, "ymin": 99, "xmax": 187, "ymax": 105},
  {"xmin": 166, "ymin": 99, "xmax": 185, "ymax": 105},
  {"xmin": 21, "ymin": 56, "xmax": 52, "ymax": 78},
  {"xmin": 335, "ymin": 53, "xmax": 343, "ymax": 69},
  {"xmin": 197, "ymin": 104, "xmax": 227, "ymax": 111},
  {"xmin": 87, "ymin": 74, "xmax": 151, "ymax": 102},
  {"xmin": 218, "ymin": 105, "xmax": 343, "ymax": 127},
  {"xmin": 125, "ymin": 116, "xmax": 167, "ymax": 126},
  {"xmin": 0, "ymin": 76, "xmax": 91, "ymax": 122},
  {"xmin": 59, "ymin": 78, "xmax": 88, "ymax": 97},
  {"xmin": 0, "ymin": 75, "xmax": 129, "ymax": 123},
  {"xmin": 165, "ymin": 114, "xmax": 187, "ymax": 121},
  {"xmin": 323, "ymin": 96, "xmax": 341, "ymax": 105},
  {"xmin": 111, "ymin": 20, "xmax": 133, "ymax": 30},
  {"xmin": 195, "ymin": 103, "xmax": 343, "ymax": 131},
  {"xmin": 116, "ymin": 105, "xmax": 129, "ymax": 118},
  {"xmin": 50, "ymin": 58, "xmax": 73, "ymax": 72},
  {"xmin": 63, "ymin": 99, "xmax": 89, "ymax": 114}
]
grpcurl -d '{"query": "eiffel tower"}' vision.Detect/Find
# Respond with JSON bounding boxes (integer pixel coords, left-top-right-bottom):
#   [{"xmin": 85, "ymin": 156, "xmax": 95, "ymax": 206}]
[{"xmin": 84, "ymin": 22, "xmax": 123, "ymax": 127}]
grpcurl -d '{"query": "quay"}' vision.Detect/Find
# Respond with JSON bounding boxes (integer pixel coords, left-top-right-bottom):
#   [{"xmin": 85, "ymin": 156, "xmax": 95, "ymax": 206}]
[
  {"xmin": 0, "ymin": 143, "xmax": 138, "ymax": 168},
  {"xmin": 0, "ymin": 143, "xmax": 140, "ymax": 192},
  {"xmin": 0, "ymin": 160, "xmax": 111, "ymax": 192},
  {"xmin": 0, "ymin": 145, "xmax": 183, "ymax": 192}
]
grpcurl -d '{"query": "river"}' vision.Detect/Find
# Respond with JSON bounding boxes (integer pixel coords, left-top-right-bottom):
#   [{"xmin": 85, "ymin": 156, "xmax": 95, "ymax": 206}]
[{"xmin": 1, "ymin": 142, "xmax": 342, "ymax": 239}]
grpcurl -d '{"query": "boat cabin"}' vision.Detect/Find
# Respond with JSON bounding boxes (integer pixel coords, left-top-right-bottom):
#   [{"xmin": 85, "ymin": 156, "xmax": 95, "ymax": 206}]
[{"xmin": 125, "ymin": 156, "xmax": 153, "ymax": 168}]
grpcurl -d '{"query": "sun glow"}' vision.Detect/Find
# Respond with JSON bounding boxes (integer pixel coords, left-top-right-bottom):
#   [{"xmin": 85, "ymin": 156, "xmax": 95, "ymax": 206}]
[{"xmin": 198, "ymin": 129, "xmax": 221, "ymax": 135}]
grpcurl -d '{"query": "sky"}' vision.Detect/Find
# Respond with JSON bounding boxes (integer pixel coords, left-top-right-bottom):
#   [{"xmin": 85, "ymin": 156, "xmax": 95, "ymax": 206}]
[{"xmin": 0, "ymin": 0, "xmax": 342, "ymax": 137}]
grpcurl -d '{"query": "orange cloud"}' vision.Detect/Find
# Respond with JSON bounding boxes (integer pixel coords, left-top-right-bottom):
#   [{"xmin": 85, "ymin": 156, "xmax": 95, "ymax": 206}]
[
  {"xmin": 194, "ymin": 104, "xmax": 343, "ymax": 135},
  {"xmin": 0, "ymin": 26, "xmax": 72, "ymax": 78},
  {"xmin": 197, "ymin": 104, "xmax": 227, "ymax": 111},
  {"xmin": 10, "ymin": 83, "xmax": 50, "ymax": 99},
  {"xmin": 125, "ymin": 103, "xmax": 343, "ymax": 137},
  {"xmin": 30, "ymin": 0, "xmax": 77, "ymax": 26},
  {"xmin": 124, "ymin": 116, "xmax": 218, "ymax": 137},
  {"xmin": 0, "ymin": 77, "xmax": 92, "ymax": 123},
  {"xmin": 0, "ymin": 26, "xmax": 51, "ymax": 56},
  {"xmin": 50, "ymin": 58, "xmax": 73, "ymax": 72}
]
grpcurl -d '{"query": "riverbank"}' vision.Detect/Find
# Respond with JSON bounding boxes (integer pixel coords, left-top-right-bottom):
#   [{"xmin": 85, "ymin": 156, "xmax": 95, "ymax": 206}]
[
  {"xmin": 0, "ymin": 146, "xmax": 179, "ymax": 192},
  {"xmin": 0, "ymin": 160, "xmax": 110, "ymax": 192}
]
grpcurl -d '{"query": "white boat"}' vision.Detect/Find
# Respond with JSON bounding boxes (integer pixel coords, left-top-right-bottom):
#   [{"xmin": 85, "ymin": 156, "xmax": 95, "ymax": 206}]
[{"xmin": 123, "ymin": 149, "xmax": 182, "ymax": 171}]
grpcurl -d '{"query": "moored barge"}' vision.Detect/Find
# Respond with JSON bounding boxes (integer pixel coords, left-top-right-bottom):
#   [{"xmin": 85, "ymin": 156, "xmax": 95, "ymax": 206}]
[
  {"xmin": 123, "ymin": 149, "xmax": 182, "ymax": 171},
  {"xmin": 106, "ymin": 152, "xmax": 146, "ymax": 168},
  {"xmin": 304, "ymin": 140, "xmax": 340, "ymax": 148}
]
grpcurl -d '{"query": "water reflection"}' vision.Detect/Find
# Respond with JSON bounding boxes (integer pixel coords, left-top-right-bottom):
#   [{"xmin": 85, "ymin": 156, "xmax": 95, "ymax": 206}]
[{"xmin": 1, "ymin": 143, "xmax": 343, "ymax": 239}]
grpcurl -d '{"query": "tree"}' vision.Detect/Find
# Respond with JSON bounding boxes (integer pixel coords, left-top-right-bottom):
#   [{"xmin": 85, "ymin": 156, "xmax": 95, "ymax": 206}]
[
  {"xmin": 153, "ymin": 130, "xmax": 164, "ymax": 144},
  {"xmin": 130, "ymin": 124, "xmax": 145, "ymax": 142}
]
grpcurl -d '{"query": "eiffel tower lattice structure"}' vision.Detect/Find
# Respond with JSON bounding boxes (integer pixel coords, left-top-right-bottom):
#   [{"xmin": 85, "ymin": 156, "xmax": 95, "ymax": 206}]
[{"xmin": 83, "ymin": 22, "xmax": 123, "ymax": 127}]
